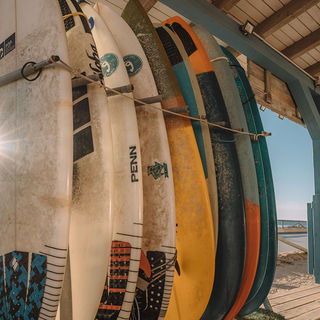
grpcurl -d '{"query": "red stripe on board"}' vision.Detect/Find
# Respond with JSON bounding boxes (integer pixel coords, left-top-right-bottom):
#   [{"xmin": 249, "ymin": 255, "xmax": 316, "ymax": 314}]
[
  {"xmin": 110, "ymin": 256, "xmax": 130, "ymax": 262},
  {"xmin": 111, "ymin": 248, "xmax": 131, "ymax": 254},
  {"xmin": 99, "ymin": 305, "xmax": 121, "ymax": 310},
  {"xmin": 108, "ymin": 288, "xmax": 126, "ymax": 293},
  {"xmin": 112, "ymin": 241, "xmax": 131, "ymax": 248},
  {"xmin": 110, "ymin": 275, "xmax": 128, "ymax": 280},
  {"xmin": 110, "ymin": 266, "xmax": 129, "ymax": 270}
]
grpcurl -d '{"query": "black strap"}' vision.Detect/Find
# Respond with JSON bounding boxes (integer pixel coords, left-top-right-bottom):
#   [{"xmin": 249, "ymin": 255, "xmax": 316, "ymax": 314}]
[{"xmin": 21, "ymin": 61, "xmax": 42, "ymax": 82}]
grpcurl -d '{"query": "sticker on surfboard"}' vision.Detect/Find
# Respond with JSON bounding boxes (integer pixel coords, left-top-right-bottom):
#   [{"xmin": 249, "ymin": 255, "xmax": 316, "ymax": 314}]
[
  {"xmin": 123, "ymin": 54, "xmax": 143, "ymax": 77},
  {"xmin": 147, "ymin": 162, "xmax": 169, "ymax": 180},
  {"xmin": 100, "ymin": 53, "xmax": 119, "ymax": 77}
]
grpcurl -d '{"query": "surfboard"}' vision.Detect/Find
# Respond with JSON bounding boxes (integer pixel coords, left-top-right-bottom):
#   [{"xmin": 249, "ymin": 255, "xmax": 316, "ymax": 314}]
[
  {"xmin": 162, "ymin": 19, "xmax": 260, "ymax": 320},
  {"xmin": 122, "ymin": 1, "xmax": 215, "ymax": 319},
  {"xmin": 58, "ymin": 1, "xmax": 115, "ymax": 319},
  {"xmin": 220, "ymin": 46, "xmax": 269, "ymax": 308},
  {"xmin": 79, "ymin": 3, "xmax": 143, "ymax": 319},
  {"xmin": 232, "ymin": 53, "xmax": 277, "ymax": 318},
  {"xmin": 155, "ymin": 24, "xmax": 219, "ymax": 251},
  {"xmin": 94, "ymin": 4, "xmax": 176, "ymax": 319},
  {"xmin": 0, "ymin": 1, "xmax": 72, "ymax": 319},
  {"xmin": 161, "ymin": 17, "xmax": 246, "ymax": 320}
]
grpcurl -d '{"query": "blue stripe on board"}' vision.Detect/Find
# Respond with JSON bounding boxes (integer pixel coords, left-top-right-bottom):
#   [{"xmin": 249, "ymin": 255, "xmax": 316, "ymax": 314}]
[
  {"xmin": 5, "ymin": 251, "xmax": 28, "ymax": 319},
  {"xmin": 0, "ymin": 256, "xmax": 7, "ymax": 318},
  {"xmin": 25, "ymin": 253, "xmax": 47, "ymax": 320},
  {"xmin": 172, "ymin": 62, "xmax": 208, "ymax": 178}
]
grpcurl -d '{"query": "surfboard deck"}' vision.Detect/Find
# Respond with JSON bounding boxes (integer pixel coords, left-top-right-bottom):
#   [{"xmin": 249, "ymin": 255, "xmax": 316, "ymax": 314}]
[
  {"xmin": 80, "ymin": 3, "xmax": 143, "ymax": 319},
  {"xmin": 58, "ymin": 1, "xmax": 115, "ymax": 319},
  {"xmin": 95, "ymin": 4, "xmax": 176, "ymax": 319},
  {"xmin": 156, "ymin": 24, "xmax": 219, "ymax": 251},
  {"xmin": 122, "ymin": 1, "xmax": 215, "ymax": 319},
  {"xmin": 221, "ymin": 46, "xmax": 269, "ymax": 308},
  {"xmin": 0, "ymin": 1, "xmax": 73, "ymax": 319},
  {"xmin": 162, "ymin": 17, "xmax": 246, "ymax": 320}
]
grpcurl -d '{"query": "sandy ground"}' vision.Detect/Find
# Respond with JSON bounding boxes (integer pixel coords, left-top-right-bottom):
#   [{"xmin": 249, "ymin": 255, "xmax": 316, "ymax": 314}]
[{"xmin": 269, "ymin": 251, "xmax": 314, "ymax": 295}]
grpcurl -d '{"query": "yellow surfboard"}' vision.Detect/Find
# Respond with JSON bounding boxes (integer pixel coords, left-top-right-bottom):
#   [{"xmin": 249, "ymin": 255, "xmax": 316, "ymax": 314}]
[{"xmin": 122, "ymin": 1, "xmax": 215, "ymax": 319}]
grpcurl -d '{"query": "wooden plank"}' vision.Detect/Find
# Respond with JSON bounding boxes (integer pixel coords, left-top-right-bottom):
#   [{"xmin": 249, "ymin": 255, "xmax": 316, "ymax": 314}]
[
  {"xmin": 247, "ymin": 0, "xmax": 274, "ymax": 17},
  {"xmin": 291, "ymin": 306, "xmax": 320, "ymax": 320},
  {"xmin": 235, "ymin": 0, "xmax": 266, "ymax": 23},
  {"xmin": 298, "ymin": 12, "xmax": 320, "ymax": 32},
  {"xmin": 273, "ymin": 291, "xmax": 320, "ymax": 313},
  {"xmin": 305, "ymin": 61, "xmax": 320, "ymax": 76},
  {"xmin": 246, "ymin": 59, "xmax": 304, "ymax": 126},
  {"xmin": 269, "ymin": 285, "xmax": 319, "ymax": 300},
  {"xmin": 254, "ymin": 0, "xmax": 320, "ymax": 37},
  {"xmin": 214, "ymin": 0, "xmax": 241, "ymax": 11},
  {"xmin": 271, "ymin": 288, "xmax": 320, "ymax": 308},
  {"xmin": 278, "ymin": 237, "xmax": 308, "ymax": 253},
  {"xmin": 282, "ymin": 28, "xmax": 320, "ymax": 59},
  {"xmin": 140, "ymin": 0, "xmax": 157, "ymax": 11},
  {"xmin": 280, "ymin": 300, "xmax": 320, "ymax": 319}
]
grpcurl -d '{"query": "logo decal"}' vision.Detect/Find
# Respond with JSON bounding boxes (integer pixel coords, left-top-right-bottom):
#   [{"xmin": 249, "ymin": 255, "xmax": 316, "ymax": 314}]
[
  {"xmin": 0, "ymin": 33, "xmax": 15, "ymax": 60},
  {"xmin": 147, "ymin": 162, "xmax": 169, "ymax": 180},
  {"xmin": 100, "ymin": 53, "xmax": 119, "ymax": 77},
  {"xmin": 88, "ymin": 17, "xmax": 94, "ymax": 30},
  {"xmin": 123, "ymin": 54, "xmax": 143, "ymax": 77},
  {"xmin": 130, "ymin": 146, "xmax": 139, "ymax": 182}
]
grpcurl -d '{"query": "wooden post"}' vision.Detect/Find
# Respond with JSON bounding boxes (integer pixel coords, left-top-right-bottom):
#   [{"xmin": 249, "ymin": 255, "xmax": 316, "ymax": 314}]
[
  {"xmin": 313, "ymin": 194, "xmax": 320, "ymax": 283},
  {"xmin": 308, "ymin": 202, "xmax": 314, "ymax": 274}
]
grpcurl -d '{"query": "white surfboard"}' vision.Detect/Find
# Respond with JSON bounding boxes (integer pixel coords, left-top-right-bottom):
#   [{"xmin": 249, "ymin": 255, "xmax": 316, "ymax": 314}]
[
  {"xmin": 57, "ymin": 1, "xmax": 114, "ymax": 320},
  {"xmin": 80, "ymin": 3, "xmax": 143, "ymax": 320},
  {"xmin": 0, "ymin": 1, "xmax": 73, "ymax": 319},
  {"xmin": 95, "ymin": 3, "xmax": 176, "ymax": 319}
]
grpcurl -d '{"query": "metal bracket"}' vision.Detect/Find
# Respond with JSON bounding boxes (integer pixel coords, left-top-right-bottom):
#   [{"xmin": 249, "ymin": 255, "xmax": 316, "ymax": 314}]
[
  {"xmin": 72, "ymin": 74, "xmax": 100, "ymax": 88},
  {"xmin": 264, "ymin": 69, "xmax": 272, "ymax": 104},
  {"xmin": 0, "ymin": 55, "xmax": 60, "ymax": 88},
  {"xmin": 134, "ymin": 94, "xmax": 162, "ymax": 106}
]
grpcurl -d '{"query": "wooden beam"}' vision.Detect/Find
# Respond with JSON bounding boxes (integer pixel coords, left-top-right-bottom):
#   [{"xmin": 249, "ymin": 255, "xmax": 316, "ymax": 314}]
[
  {"xmin": 282, "ymin": 28, "xmax": 320, "ymax": 59},
  {"xmin": 247, "ymin": 59, "xmax": 304, "ymax": 126},
  {"xmin": 255, "ymin": 0, "xmax": 320, "ymax": 38},
  {"xmin": 305, "ymin": 62, "xmax": 320, "ymax": 77},
  {"xmin": 139, "ymin": 0, "xmax": 157, "ymax": 12},
  {"xmin": 213, "ymin": 0, "xmax": 240, "ymax": 11},
  {"xmin": 226, "ymin": 46, "xmax": 240, "ymax": 57}
]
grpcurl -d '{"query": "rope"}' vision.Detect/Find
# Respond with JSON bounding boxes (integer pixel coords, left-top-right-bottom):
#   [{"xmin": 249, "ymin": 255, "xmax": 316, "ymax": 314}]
[
  {"xmin": 62, "ymin": 12, "xmax": 88, "ymax": 21},
  {"xmin": 210, "ymin": 56, "xmax": 229, "ymax": 63},
  {"xmin": 53, "ymin": 58, "xmax": 271, "ymax": 139}
]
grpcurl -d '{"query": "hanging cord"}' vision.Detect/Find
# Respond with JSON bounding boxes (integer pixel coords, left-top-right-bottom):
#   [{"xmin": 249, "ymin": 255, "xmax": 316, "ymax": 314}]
[
  {"xmin": 210, "ymin": 56, "xmax": 229, "ymax": 63},
  {"xmin": 62, "ymin": 12, "xmax": 88, "ymax": 21},
  {"xmin": 52, "ymin": 57, "xmax": 271, "ymax": 139}
]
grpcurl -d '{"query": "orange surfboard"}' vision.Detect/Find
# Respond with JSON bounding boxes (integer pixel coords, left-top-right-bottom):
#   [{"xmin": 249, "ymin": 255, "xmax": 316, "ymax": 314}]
[{"xmin": 163, "ymin": 17, "xmax": 261, "ymax": 320}]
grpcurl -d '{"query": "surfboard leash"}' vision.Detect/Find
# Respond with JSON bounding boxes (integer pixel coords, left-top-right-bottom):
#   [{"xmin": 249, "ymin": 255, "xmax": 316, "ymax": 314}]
[{"xmin": 53, "ymin": 57, "xmax": 271, "ymax": 140}]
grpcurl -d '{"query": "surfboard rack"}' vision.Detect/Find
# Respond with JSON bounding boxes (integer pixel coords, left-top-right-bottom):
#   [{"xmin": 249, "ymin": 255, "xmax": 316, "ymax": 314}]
[
  {"xmin": 165, "ymin": 106, "xmax": 189, "ymax": 115},
  {"xmin": 0, "ymin": 56, "xmax": 60, "ymax": 87},
  {"xmin": 106, "ymin": 84, "xmax": 134, "ymax": 96},
  {"xmin": 72, "ymin": 74, "xmax": 100, "ymax": 87},
  {"xmin": 134, "ymin": 95, "xmax": 163, "ymax": 106}
]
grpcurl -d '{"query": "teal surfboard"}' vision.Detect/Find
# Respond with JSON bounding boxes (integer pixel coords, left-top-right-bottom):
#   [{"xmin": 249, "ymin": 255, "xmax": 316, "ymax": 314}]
[
  {"xmin": 221, "ymin": 50, "xmax": 278, "ymax": 316},
  {"xmin": 222, "ymin": 46, "xmax": 269, "ymax": 304}
]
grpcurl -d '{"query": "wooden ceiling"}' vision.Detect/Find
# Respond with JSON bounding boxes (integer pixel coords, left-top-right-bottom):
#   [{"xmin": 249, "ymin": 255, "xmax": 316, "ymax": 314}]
[
  {"xmin": 211, "ymin": 0, "xmax": 320, "ymax": 78},
  {"xmin": 101, "ymin": 0, "xmax": 320, "ymax": 78}
]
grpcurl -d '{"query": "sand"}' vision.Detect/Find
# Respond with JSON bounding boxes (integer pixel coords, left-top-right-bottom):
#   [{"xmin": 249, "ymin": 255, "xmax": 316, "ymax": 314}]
[{"xmin": 269, "ymin": 251, "xmax": 314, "ymax": 295}]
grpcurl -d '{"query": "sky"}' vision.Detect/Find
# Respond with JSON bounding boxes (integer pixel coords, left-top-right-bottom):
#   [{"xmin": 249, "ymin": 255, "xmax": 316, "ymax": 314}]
[{"xmin": 259, "ymin": 108, "xmax": 314, "ymax": 221}]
